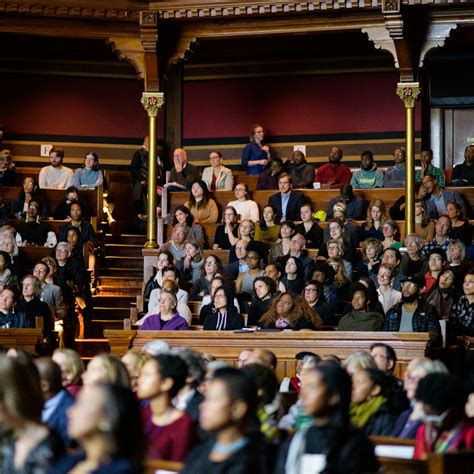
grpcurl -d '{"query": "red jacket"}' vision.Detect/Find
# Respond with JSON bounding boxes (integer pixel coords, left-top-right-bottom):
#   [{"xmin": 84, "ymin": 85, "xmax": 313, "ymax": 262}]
[{"xmin": 314, "ymin": 163, "xmax": 352, "ymax": 188}]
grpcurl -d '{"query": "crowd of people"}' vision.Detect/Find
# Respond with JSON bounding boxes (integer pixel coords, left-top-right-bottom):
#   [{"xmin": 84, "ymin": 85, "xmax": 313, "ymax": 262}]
[
  {"xmin": 0, "ymin": 147, "xmax": 101, "ymax": 344},
  {"xmin": 0, "ymin": 343, "xmax": 472, "ymax": 473}
]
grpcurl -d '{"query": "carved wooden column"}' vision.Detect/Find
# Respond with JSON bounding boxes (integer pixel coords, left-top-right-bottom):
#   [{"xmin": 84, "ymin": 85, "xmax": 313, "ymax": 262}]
[{"xmin": 397, "ymin": 82, "xmax": 421, "ymax": 236}]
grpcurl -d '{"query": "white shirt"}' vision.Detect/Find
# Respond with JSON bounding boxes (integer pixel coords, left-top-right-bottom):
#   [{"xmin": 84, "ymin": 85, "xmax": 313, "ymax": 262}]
[
  {"xmin": 38, "ymin": 165, "xmax": 74, "ymax": 189},
  {"xmin": 377, "ymin": 287, "xmax": 402, "ymax": 314},
  {"xmin": 227, "ymin": 199, "xmax": 260, "ymax": 223}
]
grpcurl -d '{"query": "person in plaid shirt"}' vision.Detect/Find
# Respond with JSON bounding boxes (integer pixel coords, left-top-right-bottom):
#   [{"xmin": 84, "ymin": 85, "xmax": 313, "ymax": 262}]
[
  {"xmin": 421, "ymin": 215, "xmax": 452, "ymax": 259},
  {"xmin": 383, "ymin": 275, "xmax": 440, "ymax": 338}
]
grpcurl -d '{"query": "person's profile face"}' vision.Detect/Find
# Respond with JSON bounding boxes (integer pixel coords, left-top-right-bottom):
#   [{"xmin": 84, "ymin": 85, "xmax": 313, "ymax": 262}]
[
  {"xmin": 199, "ymin": 379, "xmax": 234, "ymax": 432},
  {"xmin": 300, "ymin": 370, "xmax": 331, "ymax": 417}
]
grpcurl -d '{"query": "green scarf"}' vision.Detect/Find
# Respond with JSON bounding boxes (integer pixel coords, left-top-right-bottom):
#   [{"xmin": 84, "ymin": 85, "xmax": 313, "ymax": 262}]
[{"xmin": 350, "ymin": 395, "xmax": 387, "ymax": 428}]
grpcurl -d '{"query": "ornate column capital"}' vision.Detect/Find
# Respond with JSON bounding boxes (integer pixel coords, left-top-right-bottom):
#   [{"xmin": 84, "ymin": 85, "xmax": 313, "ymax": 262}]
[
  {"xmin": 141, "ymin": 92, "xmax": 164, "ymax": 117},
  {"xmin": 396, "ymin": 82, "xmax": 421, "ymax": 108}
]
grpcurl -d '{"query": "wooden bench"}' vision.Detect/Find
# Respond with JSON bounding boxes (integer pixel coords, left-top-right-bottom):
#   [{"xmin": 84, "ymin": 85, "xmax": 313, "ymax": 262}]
[
  {"xmin": 168, "ymin": 187, "xmax": 474, "ymax": 221},
  {"xmin": 0, "ymin": 328, "xmax": 44, "ymax": 353},
  {"xmin": 105, "ymin": 330, "xmax": 435, "ymax": 380},
  {"xmin": 19, "ymin": 246, "xmax": 52, "ymax": 272}
]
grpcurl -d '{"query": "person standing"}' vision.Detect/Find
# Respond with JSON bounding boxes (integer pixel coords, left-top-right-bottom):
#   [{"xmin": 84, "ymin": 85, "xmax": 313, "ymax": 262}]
[
  {"xmin": 130, "ymin": 136, "xmax": 150, "ymax": 220},
  {"xmin": 241, "ymin": 123, "xmax": 270, "ymax": 175}
]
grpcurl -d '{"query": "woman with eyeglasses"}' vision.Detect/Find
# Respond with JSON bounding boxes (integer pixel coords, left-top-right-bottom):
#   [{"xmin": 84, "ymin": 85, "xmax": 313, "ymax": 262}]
[
  {"xmin": 190, "ymin": 254, "xmax": 225, "ymax": 301},
  {"xmin": 201, "ymin": 150, "xmax": 234, "ymax": 191},
  {"xmin": 201, "ymin": 285, "xmax": 244, "ymax": 331}
]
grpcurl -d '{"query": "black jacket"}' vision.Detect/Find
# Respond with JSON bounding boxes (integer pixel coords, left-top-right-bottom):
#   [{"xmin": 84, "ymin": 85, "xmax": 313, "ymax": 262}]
[
  {"xmin": 268, "ymin": 191, "xmax": 306, "ymax": 222},
  {"xmin": 363, "ymin": 402, "xmax": 397, "ymax": 437},
  {"xmin": 200, "ymin": 305, "xmax": 244, "ymax": 330}
]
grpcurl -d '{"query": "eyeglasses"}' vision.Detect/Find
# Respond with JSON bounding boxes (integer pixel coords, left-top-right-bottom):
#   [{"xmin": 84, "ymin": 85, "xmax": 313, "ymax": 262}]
[
  {"xmin": 28, "ymin": 205, "xmax": 39, "ymax": 210},
  {"xmin": 304, "ymin": 288, "xmax": 317, "ymax": 292},
  {"xmin": 33, "ymin": 268, "xmax": 47, "ymax": 273}
]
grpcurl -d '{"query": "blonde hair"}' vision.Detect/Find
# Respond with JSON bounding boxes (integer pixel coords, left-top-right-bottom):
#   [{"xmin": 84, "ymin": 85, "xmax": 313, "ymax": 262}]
[
  {"xmin": 53, "ymin": 348, "xmax": 85, "ymax": 385},
  {"xmin": 342, "ymin": 351, "xmax": 376, "ymax": 372},
  {"xmin": 366, "ymin": 199, "xmax": 386, "ymax": 229},
  {"xmin": 92, "ymin": 353, "xmax": 131, "ymax": 390}
]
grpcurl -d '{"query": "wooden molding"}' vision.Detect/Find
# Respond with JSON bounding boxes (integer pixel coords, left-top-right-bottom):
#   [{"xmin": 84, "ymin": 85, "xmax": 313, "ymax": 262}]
[
  {"xmin": 107, "ymin": 36, "xmax": 145, "ymax": 79},
  {"xmin": 419, "ymin": 21, "xmax": 458, "ymax": 67}
]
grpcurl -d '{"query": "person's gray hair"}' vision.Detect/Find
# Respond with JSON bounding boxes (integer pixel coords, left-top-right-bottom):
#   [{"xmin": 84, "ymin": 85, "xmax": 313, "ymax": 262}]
[
  {"xmin": 447, "ymin": 239, "xmax": 466, "ymax": 263},
  {"xmin": 207, "ymin": 360, "xmax": 229, "ymax": 372},
  {"xmin": 404, "ymin": 233, "xmax": 423, "ymax": 248},
  {"xmin": 56, "ymin": 242, "xmax": 72, "ymax": 254},
  {"xmin": 172, "ymin": 347, "xmax": 206, "ymax": 386},
  {"xmin": 141, "ymin": 340, "xmax": 170, "ymax": 355},
  {"xmin": 21, "ymin": 275, "xmax": 42, "ymax": 297}
]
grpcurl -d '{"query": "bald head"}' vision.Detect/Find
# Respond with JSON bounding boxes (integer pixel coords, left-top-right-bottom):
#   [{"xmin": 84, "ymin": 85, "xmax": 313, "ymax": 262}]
[
  {"xmin": 34, "ymin": 357, "xmax": 63, "ymax": 398},
  {"xmin": 246, "ymin": 349, "xmax": 277, "ymax": 370},
  {"xmin": 173, "ymin": 148, "xmax": 188, "ymax": 166}
]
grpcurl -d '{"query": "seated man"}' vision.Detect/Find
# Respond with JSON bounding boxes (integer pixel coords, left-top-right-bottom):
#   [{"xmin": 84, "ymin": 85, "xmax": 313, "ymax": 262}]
[
  {"xmin": 421, "ymin": 174, "xmax": 467, "ymax": 218},
  {"xmin": 168, "ymin": 148, "xmax": 199, "ymax": 191},
  {"xmin": 286, "ymin": 150, "xmax": 315, "ymax": 189},
  {"xmin": 326, "ymin": 184, "xmax": 365, "ymax": 220},
  {"xmin": 351, "ymin": 151, "xmax": 384, "ymax": 189},
  {"xmin": 17, "ymin": 199, "xmax": 57, "ymax": 247},
  {"xmin": 0, "ymin": 149, "xmax": 15, "ymax": 186},
  {"xmin": 38, "ymin": 147, "xmax": 74, "ymax": 189},
  {"xmin": 370, "ymin": 247, "xmax": 403, "ymax": 291},
  {"xmin": 225, "ymin": 239, "xmax": 249, "ymax": 280},
  {"xmin": 0, "ymin": 286, "xmax": 30, "ymax": 328},
  {"xmin": 415, "ymin": 149, "xmax": 445, "ymax": 188},
  {"xmin": 383, "ymin": 147, "xmax": 406, "ymax": 188},
  {"xmin": 314, "ymin": 146, "xmax": 351, "ymax": 189},
  {"xmin": 268, "ymin": 173, "xmax": 305, "ymax": 222},
  {"xmin": 421, "ymin": 215, "xmax": 452, "ymax": 258},
  {"xmin": 161, "ymin": 223, "xmax": 187, "ymax": 262},
  {"xmin": 53, "ymin": 186, "xmax": 80, "ymax": 220},
  {"xmin": 257, "ymin": 158, "xmax": 283, "ymax": 190},
  {"xmin": 452, "ymin": 144, "xmax": 474, "ymax": 186},
  {"xmin": 383, "ymin": 275, "xmax": 440, "ymax": 335}
]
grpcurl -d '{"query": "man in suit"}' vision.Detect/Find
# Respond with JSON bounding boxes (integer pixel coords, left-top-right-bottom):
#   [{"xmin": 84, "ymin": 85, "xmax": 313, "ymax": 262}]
[
  {"xmin": 422, "ymin": 174, "xmax": 467, "ymax": 218},
  {"xmin": 268, "ymin": 173, "xmax": 305, "ymax": 222},
  {"xmin": 34, "ymin": 357, "xmax": 75, "ymax": 448}
]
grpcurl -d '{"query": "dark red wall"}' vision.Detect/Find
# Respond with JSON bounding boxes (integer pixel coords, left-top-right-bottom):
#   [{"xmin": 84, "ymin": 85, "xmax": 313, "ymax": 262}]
[
  {"xmin": 183, "ymin": 72, "xmax": 422, "ymax": 139},
  {"xmin": 0, "ymin": 74, "xmax": 151, "ymax": 139}
]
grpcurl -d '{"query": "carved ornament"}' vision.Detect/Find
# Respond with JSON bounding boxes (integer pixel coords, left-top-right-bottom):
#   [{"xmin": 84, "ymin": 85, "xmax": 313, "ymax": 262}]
[
  {"xmin": 362, "ymin": 26, "xmax": 399, "ymax": 68},
  {"xmin": 107, "ymin": 36, "xmax": 145, "ymax": 78},
  {"xmin": 419, "ymin": 22, "xmax": 458, "ymax": 67},
  {"xmin": 141, "ymin": 92, "xmax": 164, "ymax": 117},
  {"xmin": 396, "ymin": 82, "xmax": 421, "ymax": 108}
]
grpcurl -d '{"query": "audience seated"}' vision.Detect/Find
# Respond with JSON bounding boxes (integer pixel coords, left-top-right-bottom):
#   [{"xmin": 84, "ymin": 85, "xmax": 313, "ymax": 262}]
[
  {"xmin": 383, "ymin": 146, "xmax": 406, "ymax": 188},
  {"xmin": 281, "ymin": 256, "xmax": 305, "ymax": 294},
  {"xmin": 39, "ymin": 147, "xmax": 74, "ymax": 190},
  {"xmin": 450, "ymin": 270, "xmax": 474, "ymax": 339},
  {"xmin": 400, "ymin": 233, "xmax": 427, "ymax": 278},
  {"xmin": 184, "ymin": 180, "xmax": 219, "ymax": 224},
  {"xmin": 286, "ymin": 150, "xmax": 315, "ymax": 188},
  {"xmin": 421, "ymin": 214, "xmax": 453, "ymax": 258},
  {"xmin": 415, "ymin": 149, "xmax": 445, "ymax": 188},
  {"xmin": 201, "ymin": 285, "xmax": 244, "ymax": 330},
  {"xmin": 140, "ymin": 289, "xmax": 189, "ymax": 331},
  {"xmin": 381, "ymin": 219, "xmax": 402, "ymax": 250},
  {"xmin": 176, "ymin": 241, "xmax": 205, "ymax": 287},
  {"xmin": 415, "ymin": 199, "xmax": 435, "ymax": 243},
  {"xmin": 422, "ymin": 174, "xmax": 467, "ymax": 218},
  {"xmin": 227, "ymin": 183, "xmax": 260, "ymax": 222},
  {"xmin": 161, "ymin": 224, "xmax": 187, "ymax": 261},
  {"xmin": 53, "ymin": 186, "xmax": 80, "ymax": 220},
  {"xmin": 0, "ymin": 251, "xmax": 12, "ymax": 290},
  {"xmin": 213, "ymin": 206, "xmax": 239, "ymax": 249},
  {"xmin": 73, "ymin": 151, "xmax": 104, "ymax": 190},
  {"xmin": 351, "ymin": 150, "xmax": 384, "ymax": 188},
  {"xmin": 201, "ymin": 150, "xmax": 234, "ymax": 191},
  {"xmin": 168, "ymin": 148, "xmax": 199, "ymax": 191},
  {"xmin": 359, "ymin": 198, "xmax": 386, "ymax": 241},
  {"xmin": 447, "ymin": 201, "xmax": 473, "ymax": 246},
  {"xmin": 173, "ymin": 205, "xmax": 205, "ymax": 247},
  {"xmin": 314, "ymin": 146, "xmax": 352, "ymax": 189},
  {"xmin": 190, "ymin": 254, "xmax": 225, "ymax": 301},
  {"xmin": 269, "ymin": 221, "xmax": 295, "ymax": 262},
  {"xmin": 82, "ymin": 353, "xmax": 131, "ymax": 389},
  {"xmin": 17, "ymin": 198, "xmax": 57, "ymax": 247},
  {"xmin": 235, "ymin": 247, "xmax": 264, "ymax": 301},
  {"xmin": 254, "ymin": 204, "xmax": 280, "ymax": 244},
  {"xmin": 0, "ymin": 149, "xmax": 15, "ymax": 187},
  {"xmin": 247, "ymin": 276, "xmax": 278, "ymax": 326},
  {"xmin": 357, "ymin": 238, "xmax": 383, "ymax": 278},
  {"xmin": 295, "ymin": 203, "xmax": 323, "ymax": 248},
  {"xmin": 52, "ymin": 348, "xmax": 85, "ymax": 397},
  {"xmin": 257, "ymin": 157, "xmax": 284, "ymax": 190},
  {"xmin": 0, "ymin": 286, "xmax": 30, "ymax": 328},
  {"xmin": 241, "ymin": 123, "xmax": 270, "ymax": 175},
  {"xmin": 268, "ymin": 173, "xmax": 305, "ymax": 223},
  {"xmin": 452, "ymin": 144, "xmax": 474, "ymax": 186},
  {"xmin": 376, "ymin": 263, "xmax": 402, "ymax": 314},
  {"xmin": 327, "ymin": 184, "xmax": 364, "ymax": 220}
]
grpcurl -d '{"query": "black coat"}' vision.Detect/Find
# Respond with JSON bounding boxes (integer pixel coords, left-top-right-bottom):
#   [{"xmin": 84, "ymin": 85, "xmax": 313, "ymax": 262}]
[
  {"xmin": 363, "ymin": 402, "xmax": 397, "ymax": 436},
  {"xmin": 268, "ymin": 191, "xmax": 306, "ymax": 222},
  {"xmin": 200, "ymin": 305, "xmax": 244, "ymax": 330}
]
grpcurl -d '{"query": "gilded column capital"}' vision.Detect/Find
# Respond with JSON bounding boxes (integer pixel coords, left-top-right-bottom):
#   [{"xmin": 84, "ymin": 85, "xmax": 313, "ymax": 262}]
[
  {"xmin": 141, "ymin": 92, "xmax": 164, "ymax": 118},
  {"xmin": 396, "ymin": 82, "xmax": 421, "ymax": 108}
]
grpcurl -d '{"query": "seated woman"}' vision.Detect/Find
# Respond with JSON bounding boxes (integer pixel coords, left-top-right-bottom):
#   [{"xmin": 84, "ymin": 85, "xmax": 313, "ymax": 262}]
[
  {"xmin": 319, "ymin": 218, "xmax": 357, "ymax": 263},
  {"xmin": 241, "ymin": 123, "xmax": 270, "ymax": 175},
  {"xmin": 400, "ymin": 233, "xmax": 427, "ymax": 278},
  {"xmin": 176, "ymin": 241, "xmax": 205, "ymax": 287},
  {"xmin": 303, "ymin": 280, "xmax": 334, "ymax": 326},
  {"xmin": 326, "ymin": 257, "xmax": 351, "ymax": 314},
  {"xmin": 213, "ymin": 206, "xmax": 239, "ymax": 250},
  {"xmin": 326, "ymin": 201, "xmax": 359, "ymax": 244},
  {"xmin": 356, "ymin": 238, "xmax": 383, "ymax": 278},
  {"xmin": 281, "ymin": 256, "xmax": 305, "ymax": 294},
  {"xmin": 247, "ymin": 276, "xmax": 278, "ymax": 326},
  {"xmin": 199, "ymin": 275, "xmax": 240, "ymax": 314},
  {"xmin": 81, "ymin": 353, "xmax": 131, "ymax": 389},
  {"xmin": 447, "ymin": 201, "xmax": 472, "ymax": 247},
  {"xmin": 376, "ymin": 263, "xmax": 402, "ymax": 315},
  {"xmin": 414, "ymin": 373, "xmax": 474, "ymax": 458},
  {"xmin": 182, "ymin": 367, "xmax": 268, "ymax": 473},
  {"xmin": 229, "ymin": 219, "xmax": 266, "ymax": 263},
  {"xmin": 0, "ymin": 233, "xmax": 22, "ymax": 277},
  {"xmin": 51, "ymin": 383, "xmax": 144, "ymax": 473},
  {"xmin": 269, "ymin": 221, "xmax": 296, "ymax": 262},
  {"xmin": 0, "ymin": 356, "xmax": 64, "ymax": 473},
  {"xmin": 201, "ymin": 150, "xmax": 234, "ymax": 191},
  {"xmin": 52, "ymin": 348, "xmax": 85, "ymax": 397},
  {"xmin": 73, "ymin": 151, "xmax": 104, "ymax": 190},
  {"xmin": 342, "ymin": 350, "xmax": 376, "ymax": 377},
  {"xmin": 11, "ymin": 176, "xmax": 48, "ymax": 219},
  {"xmin": 226, "ymin": 183, "xmax": 259, "ymax": 223},
  {"xmin": 263, "ymin": 262, "xmax": 286, "ymax": 293},
  {"xmin": 276, "ymin": 364, "xmax": 379, "ymax": 474},
  {"xmin": 200, "ymin": 285, "xmax": 244, "ymax": 330},
  {"xmin": 415, "ymin": 199, "xmax": 435, "ymax": 243},
  {"xmin": 258, "ymin": 292, "xmax": 322, "ymax": 330},
  {"xmin": 338, "ymin": 283, "xmax": 384, "ymax": 331},
  {"xmin": 62, "ymin": 227, "xmax": 85, "ymax": 270},
  {"xmin": 324, "ymin": 239, "xmax": 353, "ymax": 280},
  {"xmin": 58, "ymin": 200, "xmax": 95, "ymax": 246},
  {"xmin": 350, "ymin": 368, "xmax": 397, "ymax": 436},
  {"xmin": 140, "ymin": 290, "xmax": 189, "ymax": 330},
  {"xmin": 184, "ymin": 180, "xmax": 218, "ymax": 224},
  {"xmin": 0, "ymin": 149, "xmax": 15, "ymax": 186},
  {"xmin": 381, "ymin": 219, "xmax": 402, "ymax": 250},
  {"xmin": 173, "ymin": 205, "xmax": 204, "ymax": 248},
  {"xmin": 138, "ymin": 353, "xmax": 196, "ymax": 462},
  {"xmin": 143, "ymin": 250, "xmax": 174, "ymax": 311},
  {"xmin": 359, "ymin": 198, "xmax": 386, "ymax": 242},
  {"xmin": 295, "ymin": 203, "xmax": 323, "ymax": 248},
  {"xmin": 190, "ymin": 254, "xmax": 225, "ymax": 301},
  {"xmin": 392, "ymin": 358, "xmax": 448, "ymax": 438},
  {"xmin": 235, "ymin": 247, "xmax": 264, "ymax": 302},
  {"xmin": 254, "ymin": 204, "xmax": 280, "ymax": 244},
  {"xmin": 310, "ymin": 261, "xmax": 337, "ymax": 312},
  {"xmin": 426, "ymin": 268, "xmax": 457, "ymax": 320},
  {"xmin": 447, "ymin": 239, "xmax": 469, "ymax": 287}
]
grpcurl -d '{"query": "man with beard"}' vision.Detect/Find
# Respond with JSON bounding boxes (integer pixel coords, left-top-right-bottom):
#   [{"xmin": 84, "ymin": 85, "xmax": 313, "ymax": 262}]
[
  {"xmin": 452, "ymin": 144, "xmax": 474, "ymax": 186},
  {"xmin": 351, "ymin": 151, "xmax": 384, "ymax": 188},
  {"xmin": 384, "ymin": 146, "xmax": 406, "ymax": 188},
  {"xmin": 383, "ymin": 275, "xmax": 440, "ymax": 337},
  {"xmin": 38, "ymin": 147, "xmax": 74, "ymax": 189},
  {"xmin": 314, "ymin": 146, "xmax": 352, "ymax": 189},
  {"xmin": 286, "ymin": 150, "xmax": 315, "ymax": 188}
]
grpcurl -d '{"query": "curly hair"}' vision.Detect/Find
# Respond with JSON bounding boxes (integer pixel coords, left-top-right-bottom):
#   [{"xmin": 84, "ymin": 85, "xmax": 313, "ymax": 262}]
[
  {"xmin": 258, "ymin": 293, "xmax": 322, "ymax": 329},
  {"xmin": 365, "ymin": 199, "xmax": 386, "ymax": 230},
  {"xmin": 361, "ymin": 238, "xmax": 384, "ymax": 259}
]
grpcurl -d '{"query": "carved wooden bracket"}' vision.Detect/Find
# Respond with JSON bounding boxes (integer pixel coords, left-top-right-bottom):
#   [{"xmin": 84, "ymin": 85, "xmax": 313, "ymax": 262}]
[
  {"xmin": 107, "ymin": 36, "xmax": 145, "ymax": 79},
  {"xmin": 419, "ymin": 22, "xmax": 458, "ymax": 67},
  {"xmin": 362, "ymin": 26, "xmax": 399, "ymax": 67}
]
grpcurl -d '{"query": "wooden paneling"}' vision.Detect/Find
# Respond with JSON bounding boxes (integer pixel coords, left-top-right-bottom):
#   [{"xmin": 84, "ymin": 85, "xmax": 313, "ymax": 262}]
[{"xmin": 0, "ymin": 328, "xmax": 44, "ymax": 353}]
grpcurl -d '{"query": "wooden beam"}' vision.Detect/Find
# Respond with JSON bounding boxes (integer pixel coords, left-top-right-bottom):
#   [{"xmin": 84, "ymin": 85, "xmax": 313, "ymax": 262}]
[{"xmin": 164, "ymin": 61, "xmax": 183, "ymax": 169}]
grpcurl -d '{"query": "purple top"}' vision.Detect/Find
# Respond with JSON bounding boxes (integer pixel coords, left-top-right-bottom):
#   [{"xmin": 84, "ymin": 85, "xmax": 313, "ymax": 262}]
[{"xmin": 141, "ymin": 313, "xmax": 189, "ymax": 331}]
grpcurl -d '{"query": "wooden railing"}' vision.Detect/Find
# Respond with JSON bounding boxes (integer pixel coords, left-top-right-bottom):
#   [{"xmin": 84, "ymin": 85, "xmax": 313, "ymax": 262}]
[{"xmin": 0, "ymin": 328, "xmax": 44, "ymax": 352}]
